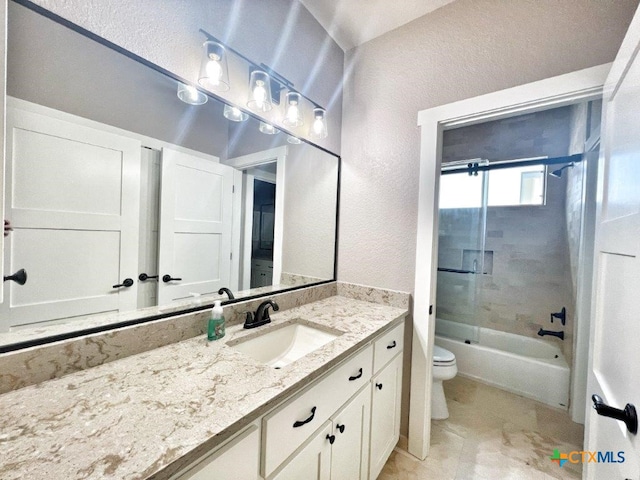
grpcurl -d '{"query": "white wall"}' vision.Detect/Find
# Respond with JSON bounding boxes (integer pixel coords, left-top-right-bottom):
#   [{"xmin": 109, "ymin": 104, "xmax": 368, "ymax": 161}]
[
  {"xmin": 339, "ymin": 0, "xmax": 639, "ymax": 293},
  {"xmin": 29, "ymin": 0, "xmax": 344, "ymax": 154},
  {"xmin": 282, "ymin": 143, "xmax": 338, "ymax": 279}
]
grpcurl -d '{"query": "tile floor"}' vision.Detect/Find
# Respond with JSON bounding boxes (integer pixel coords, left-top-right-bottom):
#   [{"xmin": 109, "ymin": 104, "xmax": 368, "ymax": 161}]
[{"xmin": 379, "ymin": 376, "xmax": 584, "ymax": 479}]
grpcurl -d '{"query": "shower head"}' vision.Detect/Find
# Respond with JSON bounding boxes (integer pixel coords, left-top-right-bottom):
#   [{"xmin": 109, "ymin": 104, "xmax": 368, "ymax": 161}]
[{"xmin": 549, "ymin": 162, "xmax": 575, "ymax": 178}]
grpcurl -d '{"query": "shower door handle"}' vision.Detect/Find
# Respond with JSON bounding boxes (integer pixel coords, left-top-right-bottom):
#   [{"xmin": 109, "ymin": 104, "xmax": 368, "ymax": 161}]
[{"xmin": 591, "ymin": 394, "xmax": 637, "ymax": 434}]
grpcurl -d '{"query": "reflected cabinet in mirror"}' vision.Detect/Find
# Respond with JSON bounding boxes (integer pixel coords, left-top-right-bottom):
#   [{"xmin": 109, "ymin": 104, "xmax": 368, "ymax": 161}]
[{"xmin": 0, "ymin": 0, "xmax": 339, "ymax": 349}]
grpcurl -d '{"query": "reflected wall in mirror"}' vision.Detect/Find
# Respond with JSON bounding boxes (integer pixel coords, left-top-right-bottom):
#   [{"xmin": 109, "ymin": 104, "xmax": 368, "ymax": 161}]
[{"xmin": 0, "ymin": 0, "xmax": 339, "ymax": 348}]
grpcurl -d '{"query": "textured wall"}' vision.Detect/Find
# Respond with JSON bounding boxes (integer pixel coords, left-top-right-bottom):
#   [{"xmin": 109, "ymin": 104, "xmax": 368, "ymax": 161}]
[
  {"xmin": 29, "ymin": 0, "xmax": 344, "ymax": 154},
  {"xmin": 339, "ymin": 0, "xmax": 638, "ymax": 293},
  {"xmin": 282, "ymin": 143, "xmax": 338, "ymax": 279}
]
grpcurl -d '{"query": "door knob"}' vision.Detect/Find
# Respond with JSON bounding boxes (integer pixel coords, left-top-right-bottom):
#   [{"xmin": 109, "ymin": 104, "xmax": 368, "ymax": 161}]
[
  {"xmin": 4, "ymin": 268, "xmax": 27, "ymax": 285},
  {"xmin": 592, "ymin": 394, "xmax": 637, "ymax": 434},
  {"xmin": 162, "ymin": 274, "xmax": 182, "ymax": 283},
  {"xmin": 138, "ymin": 273, "xmax": 158, "ymax": 281},
  {"xmin": 112, "ymin": 278, "xmax": 134, "ymax": 289}
]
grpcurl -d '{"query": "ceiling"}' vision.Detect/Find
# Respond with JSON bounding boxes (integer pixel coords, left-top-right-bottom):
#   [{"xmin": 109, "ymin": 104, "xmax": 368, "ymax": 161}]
[{"xmin": 299, "ymin": 0, "xmax": 457, "ymax": 51}]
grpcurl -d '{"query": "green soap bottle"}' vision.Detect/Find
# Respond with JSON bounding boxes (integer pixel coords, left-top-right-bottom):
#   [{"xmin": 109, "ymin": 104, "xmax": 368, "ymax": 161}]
[{"xmin": 208, "ymin": 300, "xmax": 225, "ymax": 341}]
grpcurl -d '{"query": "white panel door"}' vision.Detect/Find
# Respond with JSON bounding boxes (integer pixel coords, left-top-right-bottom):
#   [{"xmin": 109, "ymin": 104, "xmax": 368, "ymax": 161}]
[
  {"xmin": 2, "ymin": 107, "xmax": 141, "ymax": 328},
  {"xmin": 271, "ymin": 421, "xmax": 332, "ymax": 480},
  {"xmin": 584, "ymin": 10, "xmax": 640, "ymax": 479},
  {"xmin": 158, "ymin": 147, "xmax": 234, "ymax": 305}
]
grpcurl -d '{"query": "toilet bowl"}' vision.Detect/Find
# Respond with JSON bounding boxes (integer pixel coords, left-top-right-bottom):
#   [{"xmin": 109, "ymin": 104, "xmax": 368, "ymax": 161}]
[{"xmin": 431, "ymin": 344, "xmax": 457, "ymax": 420}]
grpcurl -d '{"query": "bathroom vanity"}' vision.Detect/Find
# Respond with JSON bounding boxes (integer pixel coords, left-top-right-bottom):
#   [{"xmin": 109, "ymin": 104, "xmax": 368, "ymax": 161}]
[{"xmin": 0, "ymin": 291, "xmax": 407, "ymax": 480}]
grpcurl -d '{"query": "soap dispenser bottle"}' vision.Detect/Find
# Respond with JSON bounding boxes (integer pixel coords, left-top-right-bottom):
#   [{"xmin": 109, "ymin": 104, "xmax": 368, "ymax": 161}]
[{"xmin": 208, "ymin": 300, "xmax": 225, "ymax": 341}]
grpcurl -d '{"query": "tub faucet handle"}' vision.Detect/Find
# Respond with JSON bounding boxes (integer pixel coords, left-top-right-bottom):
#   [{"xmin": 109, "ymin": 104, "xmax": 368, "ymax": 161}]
[{"xmin": 550, "ymin": 307, "xmax": 566, "ymax": 326}]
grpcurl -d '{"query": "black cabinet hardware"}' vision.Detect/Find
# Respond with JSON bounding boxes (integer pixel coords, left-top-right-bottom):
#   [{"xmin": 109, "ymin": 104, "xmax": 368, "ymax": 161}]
[
  {"xmin": 4, "ymin": 268, "xmax": 27, "ymax": 285},
  {"xmin": 592, "ymin": 394, "xmax": 637, "ymax": 434},
  {"xmin": 336, "ymin": 424, "xmax": 345, "ymax": 434},
  {"xmin": 348, "ymin": 368, "xmax": 363, "ymax": 381},
  {"xmin": 293, "ymin": 406, "xmax": 316, "ymax": 428},
  {"xmin": 386, "ymin": 340, "xmax": 397, "ymax": 349},
  {"xmin": 138, "ymin": 273, "xmax": 158, "ymax": 281},
  {"xmin": 162, "ymin": 274, "xmax": 182, "ymax": 283},
  {"xmin": 112, "ymin": 278, "xmax": 134, "ymax": 288},
  {"xmin": 326, "ymin": 434, "xmax": 335, "ymax": 445},
  {"xmin": 376, "ymin": 383, "xmax": 383, "ymax": 390}
]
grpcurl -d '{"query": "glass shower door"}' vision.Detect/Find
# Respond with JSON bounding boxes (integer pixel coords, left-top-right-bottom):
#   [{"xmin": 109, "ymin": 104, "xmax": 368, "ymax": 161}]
[{"xmin": 435, "ymin": 163, "xmax": 488, "ymax": 343}]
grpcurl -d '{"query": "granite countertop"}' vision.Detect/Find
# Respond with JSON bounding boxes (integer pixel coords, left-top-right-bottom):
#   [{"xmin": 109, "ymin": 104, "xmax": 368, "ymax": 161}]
[{"xmin": 0, "ymin": 295, "xmax": 407, "ymax": 480}]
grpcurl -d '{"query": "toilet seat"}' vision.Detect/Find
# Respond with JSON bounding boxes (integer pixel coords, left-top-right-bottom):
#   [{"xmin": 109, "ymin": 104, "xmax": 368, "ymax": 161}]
[{"xmin": 433, "ymin": 345, "xmax": 456, "ymax": 365}]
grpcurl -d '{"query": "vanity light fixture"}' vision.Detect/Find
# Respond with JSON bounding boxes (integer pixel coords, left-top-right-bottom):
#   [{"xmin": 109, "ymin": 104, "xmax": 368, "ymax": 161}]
[
  {"xmin": 287, "ymin": 135, "xmax": 302, "ymax": 144},
  {"xmin": 247, "ymin": 70, "xmax": 273, "ymax": 112},
  {"xmin": 198, "ymin": 40, "xmax": 230, "ymax": 92},
  {"xmin": 177, "ymin": 82, "xmax": 208, "ymax": 105},
  {"xmin": 197, "ymin": 29, "xmax": 329, "ymax": 140},
  {"xmin": 223, "ymin": 104, "xmax": 249, "ymax": 122},
  {"xmin": 259, "ymin": 121, "xmax": 280, "ymax": 135},
  {"xmin": 309, "ymin": 107, "xmax": 328, "ymax": 140},
  {"xmin": 282, "ymin": 92, "xmax": 303, "ymax": 127}
]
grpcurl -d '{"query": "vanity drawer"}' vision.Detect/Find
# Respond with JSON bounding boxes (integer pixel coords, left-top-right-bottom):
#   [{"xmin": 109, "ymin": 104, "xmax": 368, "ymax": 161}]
[
  {"xmin": 373, "ymin": 321, "xmax": 404, "ymax": 373},
  {"xmin": 262, "ymin": 344, "xmax": 373, "ymax": 477}
]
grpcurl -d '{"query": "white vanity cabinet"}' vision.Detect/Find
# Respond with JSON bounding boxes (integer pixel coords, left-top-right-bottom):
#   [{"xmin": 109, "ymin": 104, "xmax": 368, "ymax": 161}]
[
  {"xmin": 172, "ymin": 421, "xmax": 261, "ymax": 480},
  {"xmin": 369, "ymin": 322, "xmax": 405, "ymax": 480}
]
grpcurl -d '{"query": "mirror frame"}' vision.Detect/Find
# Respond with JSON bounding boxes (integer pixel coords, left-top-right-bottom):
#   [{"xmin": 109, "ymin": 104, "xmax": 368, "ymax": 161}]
[{"xmin": 0, "ymin": 0, "xmax": 341, "ymax": 354}]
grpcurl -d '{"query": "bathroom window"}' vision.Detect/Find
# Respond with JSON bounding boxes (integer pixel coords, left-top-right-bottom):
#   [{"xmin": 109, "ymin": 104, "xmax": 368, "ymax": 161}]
[{"xmin": 440, "ymin": 164, "xmax": 546, "ymax": 209}]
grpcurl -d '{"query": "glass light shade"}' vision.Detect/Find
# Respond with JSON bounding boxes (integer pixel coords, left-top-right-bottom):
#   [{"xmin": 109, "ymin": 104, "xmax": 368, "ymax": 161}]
[
  {"xmin": 287, "ymin": 135, "xmax": 302, "ymax": 144},
  {"xmin": 247, "ymin": 70, "xmax": 273, "ymax": 112},
  {"xmin": 177, "ymin": 83, "xmax": 208, "ymax": 105},
  {"xmin": 309, "ymin": 107, "xmax": 328, "ymax": 140},
  {"xmin": 282, "ymin": 92, "xmax": 303, "ymax": 127},
  {"xmin": 198, "ymin": 41, "xmax": 230, "ymax": 92},
  {"xmin": 259, "ymin": 121, "xmax": 279, "ymax": 135},
  {"xmin": 223, "ymin": 104, "xmax": 249, "ymax": 122}
]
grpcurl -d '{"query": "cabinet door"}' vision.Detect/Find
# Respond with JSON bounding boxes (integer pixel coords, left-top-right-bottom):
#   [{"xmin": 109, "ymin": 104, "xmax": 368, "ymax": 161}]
[
  {"xmin": 174, "ymin": 423, "xmax": 260, "ymax": 480},
  {"xmin": 271, "ymin": 421, "xmax": 332, "ymax": 480},
  {"xmin": 330, "ymin": 386, "xmax": 371, "ymax": 480},
  {"xmin": 369, "ymin": 353, "xmax": 403, "ymax": 480}
]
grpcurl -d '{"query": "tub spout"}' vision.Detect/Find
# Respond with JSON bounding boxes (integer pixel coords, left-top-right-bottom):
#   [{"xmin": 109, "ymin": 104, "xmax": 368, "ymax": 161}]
[{"xmin": 538, "ymin": 328, "xmax": 564, "ymax": 340}]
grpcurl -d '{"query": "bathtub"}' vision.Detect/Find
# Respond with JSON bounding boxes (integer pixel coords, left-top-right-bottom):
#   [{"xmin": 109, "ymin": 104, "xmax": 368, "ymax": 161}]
[{"xmin": 435, "ymin": 318, "xmax": 570, "ymax": 409}]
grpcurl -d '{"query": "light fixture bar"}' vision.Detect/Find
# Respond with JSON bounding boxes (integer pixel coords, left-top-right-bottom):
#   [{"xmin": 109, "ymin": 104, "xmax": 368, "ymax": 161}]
[{"xmin": 199, "ymin": 28, "xmax": 326, "ymax": 111}]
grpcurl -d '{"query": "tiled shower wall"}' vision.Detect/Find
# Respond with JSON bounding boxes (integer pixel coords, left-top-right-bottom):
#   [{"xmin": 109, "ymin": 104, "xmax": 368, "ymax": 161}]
[{"xmin": 437, "ymin": 106, "xmax": 575, "ymax": 355}]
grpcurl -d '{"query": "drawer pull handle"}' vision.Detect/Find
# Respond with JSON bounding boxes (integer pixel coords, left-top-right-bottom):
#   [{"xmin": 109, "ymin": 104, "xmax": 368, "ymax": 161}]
[
  {"xmin": 336, "ymin": 423, "xmax": 345, "ymax": 434},
  {"xmin": 376, "ymin": 383, "xmax": 383, "ymax": 390},
  {"xmin": 348, "ymin": 368, "xmax": 363, "ymax": 381},
  {"xmin": 326, "ymin": 434, "xmax": 336, "ymax": 445},
  {"xmin": 387, "ymin": 340, "xmax": 397, "ymax": 349},
  {"xmin": 293, "ymin": 406, "xmax": 317, "ymax": 428}
]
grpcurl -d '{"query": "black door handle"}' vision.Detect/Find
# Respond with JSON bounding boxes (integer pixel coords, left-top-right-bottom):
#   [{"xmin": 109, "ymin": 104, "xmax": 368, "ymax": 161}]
[
  {"xmin": 293, "ymin": 406, "xmax": 316, "ymax": 428},
  {"xmin": 592, "ymin": 394, "xmax": 637, "ymax": 434},
  {"xmin": 4, "ymin": 268, "xmax": 27, "ymax": 285},
  {"xmin": 348, "ymin": 368, "xmax": 363, "ymax": 381},
  {"xmin": 376, "ymin": 383, "xmax": 383, "ymax": 390},
  {"xmin": 387, "ymin": 340, "xmax": 397, "ymax": 349},
  {"xmin": 138, "ymin": 273, "xmax": 158, "ymax": 281},
  {"xmin": 162, "ymin": 274, "xmax": 182, "ymax": 283},
  {"xmin": 112, "ymin": 278, "xmax": 134, "ymax": 289}
]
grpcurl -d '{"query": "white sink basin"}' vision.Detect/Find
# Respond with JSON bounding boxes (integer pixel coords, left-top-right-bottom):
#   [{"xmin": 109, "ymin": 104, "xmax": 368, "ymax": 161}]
[{"xmin": 229, "ymin": 321, "xmax": 341, "ymax": 368}]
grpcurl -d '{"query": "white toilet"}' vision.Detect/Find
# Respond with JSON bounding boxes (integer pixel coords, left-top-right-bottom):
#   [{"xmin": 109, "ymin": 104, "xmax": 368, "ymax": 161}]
[{"xmin": 431, "ymin": 344, "xmax": 457, "ymax": 420}]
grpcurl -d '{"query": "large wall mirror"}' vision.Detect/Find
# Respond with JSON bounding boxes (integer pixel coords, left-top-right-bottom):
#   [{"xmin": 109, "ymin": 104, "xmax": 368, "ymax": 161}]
[{"xmin": 0, "ymin": 0, "xmax": 339, "ymax": 350}]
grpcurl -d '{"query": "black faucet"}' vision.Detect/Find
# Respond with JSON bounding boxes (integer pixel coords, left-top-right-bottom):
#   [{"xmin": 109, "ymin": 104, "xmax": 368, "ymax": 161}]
[
  {"xmin": 550, "ymin": 307, "xmax": 566, "ymax": 326},
  {"xmin": 217, "ymin": 287, "xmax": 235, "ymax": 300},
  {"xmin": 244, "ymin": 299, "xmax": 279, "ymax": 329},
  {"xmin": 538, "ymin": 328, "xmax": 564, "ymax": 340}
]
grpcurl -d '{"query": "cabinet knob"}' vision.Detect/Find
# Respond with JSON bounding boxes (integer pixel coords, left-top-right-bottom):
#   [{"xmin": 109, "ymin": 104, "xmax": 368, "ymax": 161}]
[
  {"xmin": 336, "ymin": 423, "xmax": 345, "ymax": 434},
  {"xmin": 4, "ymin": 268, "xmax": 27, "ymax": 285},
  {"xmin": 376, "ymin": 383, "xmax": 383, "ymax": 390},
  {"xmin": 326, "ymin": 434, "xmax": 335, "ymax": 445}
]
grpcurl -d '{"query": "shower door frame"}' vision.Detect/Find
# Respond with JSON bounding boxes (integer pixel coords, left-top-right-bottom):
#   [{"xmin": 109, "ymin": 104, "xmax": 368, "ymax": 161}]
[{"xmin": 408, "ymin": 63, "xmax": 610, "ymax": 460}]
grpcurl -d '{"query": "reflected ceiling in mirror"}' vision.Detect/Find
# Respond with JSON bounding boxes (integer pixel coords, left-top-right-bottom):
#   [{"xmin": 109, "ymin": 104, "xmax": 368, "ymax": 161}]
[{"xmin": 0, "ymin": 0, "xmax": 339, "ymax": 351}]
